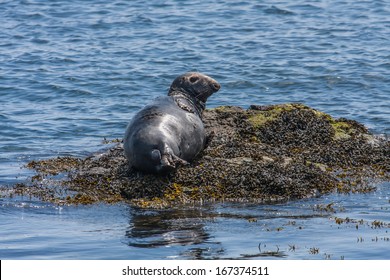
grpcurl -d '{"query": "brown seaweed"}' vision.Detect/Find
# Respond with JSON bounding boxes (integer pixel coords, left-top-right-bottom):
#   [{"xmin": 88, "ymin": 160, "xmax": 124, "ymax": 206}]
[{"xmin": 3, "ymin": 104, "xmax": 388, "ymax": 208}]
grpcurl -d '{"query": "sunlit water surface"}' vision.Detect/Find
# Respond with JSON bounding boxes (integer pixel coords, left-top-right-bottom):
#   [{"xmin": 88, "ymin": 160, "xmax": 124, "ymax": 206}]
[{"xmin": 1, "ymin": 0, "xmax": 389, "ymax": 259}]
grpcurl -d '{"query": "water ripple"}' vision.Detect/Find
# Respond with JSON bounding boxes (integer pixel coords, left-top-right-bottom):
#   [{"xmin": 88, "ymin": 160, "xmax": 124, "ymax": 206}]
[{"xmin": 0, "ymin": 0, "xmax": 389, "ymax": 259}]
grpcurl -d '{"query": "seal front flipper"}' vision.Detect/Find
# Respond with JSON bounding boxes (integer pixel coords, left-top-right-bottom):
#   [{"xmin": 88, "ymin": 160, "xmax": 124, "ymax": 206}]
[{"xmin": 204, "ymin": 130, "xmax": 215, "ymax": 149}]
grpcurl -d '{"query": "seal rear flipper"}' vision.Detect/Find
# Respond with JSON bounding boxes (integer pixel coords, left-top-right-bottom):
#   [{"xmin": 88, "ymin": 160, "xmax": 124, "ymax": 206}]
[
  {"xmin": 170, "ymin": 153, "xmax": 189, "ymax": 166},
  {"xmin": 156, "ymin": 150, "xmax": 189, "ymax": 173}
]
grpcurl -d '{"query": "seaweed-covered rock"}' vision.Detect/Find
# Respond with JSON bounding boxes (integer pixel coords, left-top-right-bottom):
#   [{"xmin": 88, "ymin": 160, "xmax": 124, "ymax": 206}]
[{"xmin": 4, "ymin": 104, "xmax": 389, "ymax": 208}]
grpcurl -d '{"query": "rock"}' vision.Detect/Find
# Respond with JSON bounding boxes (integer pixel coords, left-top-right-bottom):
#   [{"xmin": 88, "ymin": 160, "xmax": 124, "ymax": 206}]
[{"xmin": 4, "ymin": 103, "xmax": 389, "ymax": 208}]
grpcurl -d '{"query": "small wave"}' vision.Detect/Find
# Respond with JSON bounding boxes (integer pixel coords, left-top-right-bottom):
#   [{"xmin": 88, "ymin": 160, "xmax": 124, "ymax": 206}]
[{"xmin": 262, "ymin": 5, "xmax": 295, "ymax": 15}]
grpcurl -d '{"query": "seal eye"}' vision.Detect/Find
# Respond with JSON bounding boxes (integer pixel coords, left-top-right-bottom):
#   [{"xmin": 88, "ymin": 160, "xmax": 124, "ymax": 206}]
[{"xmin": 189, "ymin": 76, "xmax": 199, "ymax": 83}]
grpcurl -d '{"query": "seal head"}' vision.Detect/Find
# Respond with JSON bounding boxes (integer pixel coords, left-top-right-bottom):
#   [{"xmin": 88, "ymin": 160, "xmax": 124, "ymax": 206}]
[
  {"xmin": 124, "ymin": 72, "xmax": 220, "ymax": 174},
  {"xmin": 170, "ymin": 72, "xmax": 220, "ymax": 102}
]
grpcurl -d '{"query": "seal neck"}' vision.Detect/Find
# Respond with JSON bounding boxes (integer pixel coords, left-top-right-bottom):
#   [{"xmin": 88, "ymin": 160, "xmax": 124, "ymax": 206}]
[{"xmin": 168, "ymin": 90, "xmax": 205, "ymax": 117}]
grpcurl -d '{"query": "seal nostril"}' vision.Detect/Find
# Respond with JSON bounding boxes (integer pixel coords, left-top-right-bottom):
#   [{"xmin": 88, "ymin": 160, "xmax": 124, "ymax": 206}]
[{"xmin": 213, "ymin": 83, "xmax": 220, "ymax": 90}]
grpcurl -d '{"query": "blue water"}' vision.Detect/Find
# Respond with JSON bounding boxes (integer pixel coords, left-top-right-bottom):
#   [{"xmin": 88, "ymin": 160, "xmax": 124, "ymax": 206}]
[{"xmin": 0, "ymin": 0, "xmax": 389, "ymax": 259}]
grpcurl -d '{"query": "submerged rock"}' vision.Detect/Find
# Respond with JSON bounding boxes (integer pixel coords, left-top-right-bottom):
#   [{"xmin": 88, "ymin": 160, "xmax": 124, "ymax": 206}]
[{"xmin": 4, "ymin": 104, "xmax": 389, "ymax": 208}]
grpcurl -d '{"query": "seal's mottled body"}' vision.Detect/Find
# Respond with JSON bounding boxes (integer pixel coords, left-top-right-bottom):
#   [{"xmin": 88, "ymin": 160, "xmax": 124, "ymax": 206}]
[{"xmin": 124, "ymin": 72, "xmax": 220, "ymax": 174}]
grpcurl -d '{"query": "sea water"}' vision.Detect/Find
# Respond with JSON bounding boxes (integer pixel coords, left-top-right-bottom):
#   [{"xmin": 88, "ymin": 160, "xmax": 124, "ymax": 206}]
[{"xmin": 0, "ymin": 0, "xmax": 389, "ymax": 259}]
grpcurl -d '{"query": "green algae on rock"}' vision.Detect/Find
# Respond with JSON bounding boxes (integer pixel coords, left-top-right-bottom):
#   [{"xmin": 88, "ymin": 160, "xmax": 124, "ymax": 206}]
[{"xmin": 5, "ymin": 104, "xmax": 389, "ymax": 208}]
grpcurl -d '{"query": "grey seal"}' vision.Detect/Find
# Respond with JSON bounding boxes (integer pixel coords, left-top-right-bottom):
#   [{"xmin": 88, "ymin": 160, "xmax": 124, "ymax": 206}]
[{"xmin": 124, "ymin": 72, "xmax": 220, "ymax": 174}]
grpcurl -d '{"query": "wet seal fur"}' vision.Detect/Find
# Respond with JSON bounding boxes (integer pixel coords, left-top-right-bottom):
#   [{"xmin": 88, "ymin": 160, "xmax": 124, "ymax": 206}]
[{"xmin": 124, "ymin": 72, "xmax": 220, "ymax": 174}]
